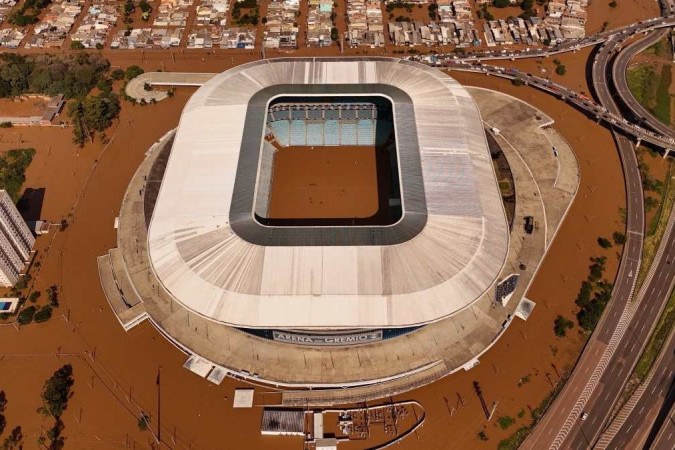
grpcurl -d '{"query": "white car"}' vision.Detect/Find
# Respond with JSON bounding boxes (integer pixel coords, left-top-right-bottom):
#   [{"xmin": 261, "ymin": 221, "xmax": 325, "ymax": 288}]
[{"xmin": 581, "ymin": 412, "xmax": 589, "ymax": 421}]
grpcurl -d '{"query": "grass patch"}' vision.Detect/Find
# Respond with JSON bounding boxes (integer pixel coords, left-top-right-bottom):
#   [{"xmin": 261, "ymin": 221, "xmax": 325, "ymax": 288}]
[
  {"xmin": 0, "ymin": 148, "xmax": 36, "ymax": 202},
  {"xmin": 497, "ymin": 426, "xmax": 529, "ymax": 450},
  {"xmin": 644, "ymin": 37, "xmax": 671, "ymax": 59},
  {"xmin": 634, "ymin": 287, "xmax": 675, "ymax": 380},
  {"xmin": 627, "ymin": 65, "xmax": 658, "ymax": 106},
  {"xmin": 626, "ymin": 63, "xmax": 672, "ymax": 127},
  {"xmin": 653, "ymin": 65, "xmax": 672, "ymax": 126},
  {"xmin": 497, "ymin": 415, "xmax": 516, "ymax": 430}
]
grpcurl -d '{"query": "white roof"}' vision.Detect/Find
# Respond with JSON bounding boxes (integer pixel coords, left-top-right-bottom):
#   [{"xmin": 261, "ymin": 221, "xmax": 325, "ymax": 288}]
[{"xmin": 148, "ymin": 58, "xmax": 508, "ymax": 329}]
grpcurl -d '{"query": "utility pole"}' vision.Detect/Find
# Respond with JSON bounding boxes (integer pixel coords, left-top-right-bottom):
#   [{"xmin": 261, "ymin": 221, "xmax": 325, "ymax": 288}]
[{"xmin": 156, "ymin": 365, "xmax": 162, "ymax": 444}]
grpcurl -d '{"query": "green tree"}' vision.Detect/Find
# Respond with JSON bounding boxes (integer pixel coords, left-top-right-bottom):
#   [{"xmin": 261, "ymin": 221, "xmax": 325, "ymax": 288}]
[
  {"xmin": 39, "ymin": 364, "xmax": 74, "ymax": 418},
  {"xmin": 34, "ymin": 305, "xmax": 52, "ymax": 323},
  {"xmin": 597, "ymin": 237, "xmax": 612, "ymax": 248},
  {"xmin": 111, "ymin": 68, "xmax": 125, "ymax": 81},
  {"xmin": 612, "ymin": 231, "xmax": 626, "ymax": 245},
  {"xmin": 556, "ymin": 64, "xmax": 567, "ymax": 76},
  {"xmin": 493, "ymin": 0, "xmax": 510, "ymax": 7},
  {"xmin": 125, "ymin": 65, "xmax": 144, "ymax": 81},
  {"xmin": 2, "ymin": 426, "xmax": 23, "ymax": 449},
  {"xmin": 554, "ymin": 315, "xmax": 574, "ymax": 337},
  {"xmin": 17, "ymin": 306, "xmax": 36, "ymax": 325}
]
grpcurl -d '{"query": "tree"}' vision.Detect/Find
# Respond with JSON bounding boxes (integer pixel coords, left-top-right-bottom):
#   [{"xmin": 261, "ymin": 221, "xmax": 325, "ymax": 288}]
[
  {"xmin": 2, "ymin": 426, "xmax": 23, "ymax": 449},
  {"xmin": 125, "ymin": 65, "xmax": 144, "ymax": 81},
  {"xmin": 39, "ymin": 364, "xmax": 74, "ymax": 418},
  {"xmin": 34, "ymin": 305, "xmax": 53, "ymax": 323},
  {"xmin": 597, "ymin": 237, "xmax": 612, "ymax": 248},
  {"xmin": 555, "ymin": 64, "xmax": 567, "ymax": 76},
  {"xmin": 111, "ymin": 68, "xmax": 125, "ymax": 81},
  {"xmin": 17, "ymin": 306, "xmax": 36, "ymax": 325},
  {"xmin": 331, "ymin": 27, "xmax": 338, "ymax": 42},
  {"xmin": 612, "ymin": 231, "xmax": 626, "ymax": 245},
  {"xmin": 554, "ymin": 315, "xmax": 574, "ymax": 337},
  {"xmin": 609, "ymin": 1, "xmax": 617, "ymax": 7},
  {"xmin": 480, "ymin": 4, "xmax": 494, "ymax": 21},
  {"xmin": 70, "ymin": 41, "xmax": 85, "ymax": 50},
  {"xmin": 138, "ymin": 412, "xmax": 150, "ymax": 431},
  {"xmin": 493, "ymin": 0, "xmax": 510, "ymax": 7}
]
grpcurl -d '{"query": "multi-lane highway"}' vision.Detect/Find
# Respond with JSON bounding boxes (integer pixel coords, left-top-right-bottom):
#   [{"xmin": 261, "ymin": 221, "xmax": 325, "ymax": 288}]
[
  {"xmin": 443, "ymin": 61, "xmax": 675, "ymax": 150},
  {"xmin": 438, "ymin": 8, "xmax": 675, "ymax": 449},
  {"xmin": 602, "ymin": 322, "xmax": 675, "ymax": 449}
]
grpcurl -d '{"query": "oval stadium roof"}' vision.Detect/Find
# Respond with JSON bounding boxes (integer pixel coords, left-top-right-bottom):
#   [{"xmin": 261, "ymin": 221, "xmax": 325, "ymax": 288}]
[{"xmin": 147, "ymin": 58, "xmax": 509, "ymax": 329}]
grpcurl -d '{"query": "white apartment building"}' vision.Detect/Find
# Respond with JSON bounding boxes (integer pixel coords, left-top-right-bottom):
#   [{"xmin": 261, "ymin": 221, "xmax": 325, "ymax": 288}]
[{"xmin": 0, "ymin": 190, "xmax": 35, "ymax": 287}]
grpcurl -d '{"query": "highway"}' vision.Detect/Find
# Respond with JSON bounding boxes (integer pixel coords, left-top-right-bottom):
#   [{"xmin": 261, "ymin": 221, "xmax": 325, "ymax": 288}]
[
  {"xmin": 443, "ymin": 61, "xmax": 675, "ymax": 150},
  {"xmin": 514, "ymin": 8, "xmax": 675, "ymax": 449},
  {"xmin": 602, "ymin": 322, "xmax": 675, "ymax": 449},
  {"xmin": 651, "ymin": 385, "xmax": 675, "ymax": 450},
  {"xmin": 611, "ymin": 28, "xmax": 675, "ymax": 141},
  {"xmin": 519, "ymin": 31, "xmax": 648, "ymax": 449}
]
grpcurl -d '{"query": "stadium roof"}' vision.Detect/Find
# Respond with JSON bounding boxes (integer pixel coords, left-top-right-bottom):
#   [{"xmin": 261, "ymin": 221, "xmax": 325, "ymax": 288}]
[{"xmin": 147, "ymin": 58, "xmax": 509, "ymax": 329}]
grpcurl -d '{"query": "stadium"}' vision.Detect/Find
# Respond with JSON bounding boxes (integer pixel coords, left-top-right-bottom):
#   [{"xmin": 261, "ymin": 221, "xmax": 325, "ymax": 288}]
[
  {"xmin": 100, "ymin": 58, "xmax": 550, "ymax": 395},
  {"xmin": 148, "ymin": 57, "xmax": 509, "ymax": 331}
]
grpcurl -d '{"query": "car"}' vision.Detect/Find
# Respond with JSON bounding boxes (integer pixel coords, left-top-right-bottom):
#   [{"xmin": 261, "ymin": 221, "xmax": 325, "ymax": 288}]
[{"xmin": 581, "ymin": 412, "xmax": 589, "ymax": 421}]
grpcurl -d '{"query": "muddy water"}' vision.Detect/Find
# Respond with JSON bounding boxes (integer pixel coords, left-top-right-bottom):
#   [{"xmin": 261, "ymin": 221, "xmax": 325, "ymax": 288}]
[{"xmin": 269, "ymin": 146, "xmax": 379, "ymax": 220}]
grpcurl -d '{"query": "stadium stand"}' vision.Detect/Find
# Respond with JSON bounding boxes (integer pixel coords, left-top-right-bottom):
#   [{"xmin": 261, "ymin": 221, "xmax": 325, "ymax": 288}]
[
  {"xmin": 324, "ymin": 120, "xmax": 340, "ymax": 145},
  {"xmin": 266, "ymin": 101, "xmax": 391, "ymax": 147},
  {"xmin": 307, "ymin": 123, "xmax": 324, "ymax": 146},
  {"xmin": 290, "ymin": 120, "xmax": 306, "ymax": 146},
  {"xmin": 270, "ymin": 121, "xmax": 290, "ymax": 146},
  {"xmin": 357, "ymin": 119, "xmax": 375, "ymax": 146}
]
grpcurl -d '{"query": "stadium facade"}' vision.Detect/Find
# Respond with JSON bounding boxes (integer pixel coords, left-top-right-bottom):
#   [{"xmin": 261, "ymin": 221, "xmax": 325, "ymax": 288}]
[{"xmin": 147, "ymin": 58, "xmax": 509, "ymax": 331}]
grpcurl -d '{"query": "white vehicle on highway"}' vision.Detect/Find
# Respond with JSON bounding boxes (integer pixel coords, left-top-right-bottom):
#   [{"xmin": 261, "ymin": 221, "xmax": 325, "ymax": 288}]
[{"xmin": 581, "ymin": 412, "xmax": 589, "ymax": 421}]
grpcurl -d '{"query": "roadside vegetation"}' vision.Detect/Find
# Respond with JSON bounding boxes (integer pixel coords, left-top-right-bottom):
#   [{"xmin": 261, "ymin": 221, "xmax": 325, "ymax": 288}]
[
  {"xmin": 636, "ymin": 152, "xmax": 674, "ymax": 290},
  {"xmin": 574, "ymin": 256, "xmax": 613, "ymax": 332},
  {"xmin": 496, "ymin": 375, "xmax": 567, "ymax": 449}
]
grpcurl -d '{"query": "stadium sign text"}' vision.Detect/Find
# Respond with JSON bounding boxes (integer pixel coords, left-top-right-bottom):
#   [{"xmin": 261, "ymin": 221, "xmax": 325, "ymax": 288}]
[{"xmin": 272, "ymin": 330, "xmax": 383, "ymax": 346}]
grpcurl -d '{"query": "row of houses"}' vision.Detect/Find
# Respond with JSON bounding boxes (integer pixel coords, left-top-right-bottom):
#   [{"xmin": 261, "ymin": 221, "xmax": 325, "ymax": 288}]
[
  {"xmin": 264, "ymin": 0, "xmax": 300, "ymax": 48},
  {"xmin": 154, "ymin": 0, "xmax": 194, "ymax": 28},
  {"xmin": 186, "ymin": 26, "xmax": 256, "ymax": 49},
  {"xmin": 390, "ymin": 21, "xmax": 476, "ymax": 47},
  {"xmin": 70, "ymin": 1, "xmax": 119, "ymax": 49},
  {"xmin": 0, "ymin": 0, "xmax": 17, "ymax": 26},
  {"xmin": 110, "ymin": 27, "xmax": 183, "ymax": 49},
  {"xmin": 194, "ymin": 0, "xmax": 230, "ymax": 27},
  {"xmin": 307, "ymin": 0, "xmax": 334, "ymax": 47},
  {"xmin": 25, "ymin": 0, "xmax": 83, "ymax": 49},
  {"xmin": 345, "ymin": 0, "xmax": 385, "ymax": 47},
  {"xmin": 545, "ymin": 0, "xmax": 588, "ymax": 40},
  {"xmin": 0, "ymin": 28, "xmax": 25, "ymax": 49}
]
